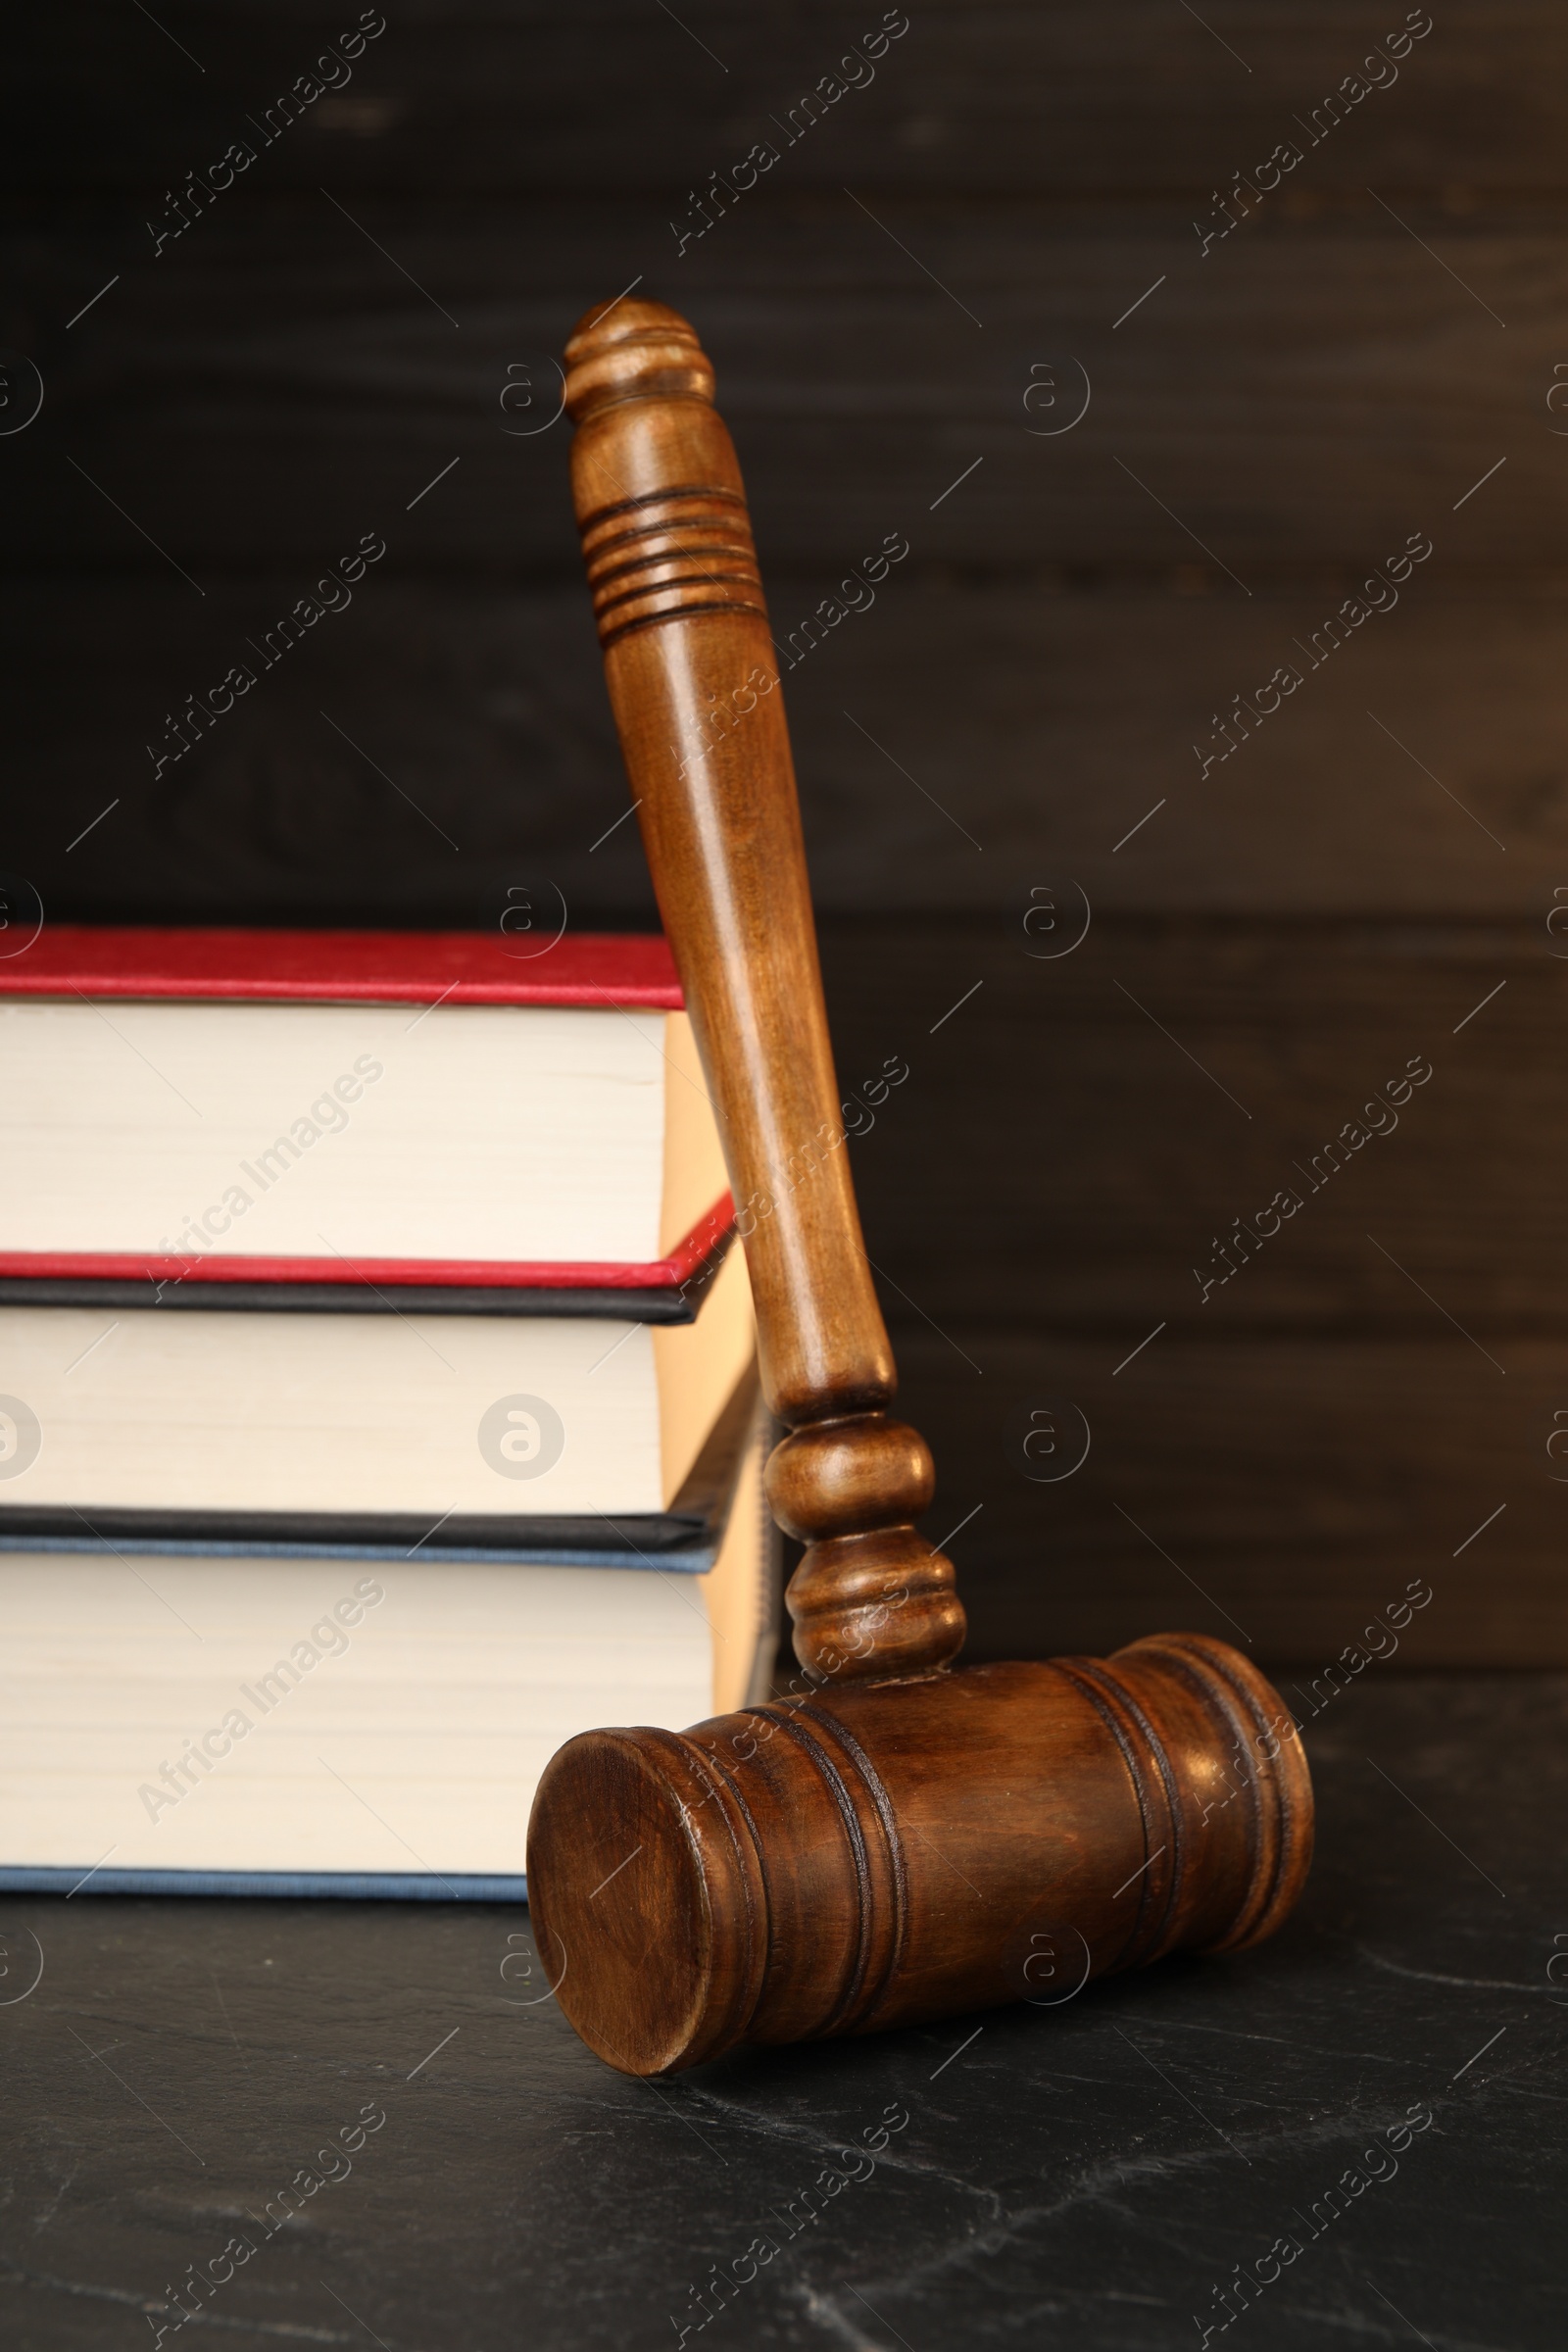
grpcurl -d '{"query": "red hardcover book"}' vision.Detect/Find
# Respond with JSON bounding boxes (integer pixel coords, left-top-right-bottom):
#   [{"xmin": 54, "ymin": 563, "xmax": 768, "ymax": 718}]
[
  {"xmin": 0, "ymin": 924, "xmax": 684, "ymax": 1006},
  {"xmin": 0, "ymin": 927, "xmax": 733, "ymax": 1316}
]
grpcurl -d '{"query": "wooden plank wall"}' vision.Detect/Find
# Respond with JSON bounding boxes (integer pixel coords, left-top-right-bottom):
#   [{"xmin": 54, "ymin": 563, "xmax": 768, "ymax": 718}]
[{"xmin": 7, "ymin": 2, "xmax": 1566, "ymax": 1662}]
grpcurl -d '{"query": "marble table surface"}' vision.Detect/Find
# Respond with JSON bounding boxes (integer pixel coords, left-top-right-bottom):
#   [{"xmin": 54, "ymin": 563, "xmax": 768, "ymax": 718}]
[{"xmin": 3, "ymin": 1674, "xmax": 1564, "ymax": 2351}]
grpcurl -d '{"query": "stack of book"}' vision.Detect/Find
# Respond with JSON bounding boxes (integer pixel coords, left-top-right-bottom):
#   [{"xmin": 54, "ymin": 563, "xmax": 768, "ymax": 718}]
[{"xmin": 0, "ymin": 927, "xmax": 772, "ymax": 1898}]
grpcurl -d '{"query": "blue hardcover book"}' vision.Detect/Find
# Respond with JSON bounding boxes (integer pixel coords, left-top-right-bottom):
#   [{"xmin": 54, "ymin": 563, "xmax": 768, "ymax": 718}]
[{"xmin": 0, "ymin": 1396, "xmax": 776, "ymax": 1900}]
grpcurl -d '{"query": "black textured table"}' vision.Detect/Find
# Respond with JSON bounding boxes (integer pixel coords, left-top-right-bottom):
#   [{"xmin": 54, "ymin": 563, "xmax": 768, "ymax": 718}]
[{"xmin": 4, "ymin": 1676, "xmax": 1565, "ymax": 2351}]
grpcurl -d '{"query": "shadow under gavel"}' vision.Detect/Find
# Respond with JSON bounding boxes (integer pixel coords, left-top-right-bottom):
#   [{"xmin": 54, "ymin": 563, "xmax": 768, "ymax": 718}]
[{"xmin": 526, "ymin": 299, "xmax": 1313, "ymax": 2077}]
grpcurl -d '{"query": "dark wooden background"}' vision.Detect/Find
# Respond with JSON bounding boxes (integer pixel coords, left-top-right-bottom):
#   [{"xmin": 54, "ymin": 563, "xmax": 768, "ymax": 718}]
[{"xmin": 7, "ymin": 1, "xmax": 1565, "ymax": 1665}]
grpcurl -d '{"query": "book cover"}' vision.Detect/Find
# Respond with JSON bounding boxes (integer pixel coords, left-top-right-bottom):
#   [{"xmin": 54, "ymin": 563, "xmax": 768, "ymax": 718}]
[{"xmin": 0, "ymin": 926, "xmax": 736, "ymax": 1311}]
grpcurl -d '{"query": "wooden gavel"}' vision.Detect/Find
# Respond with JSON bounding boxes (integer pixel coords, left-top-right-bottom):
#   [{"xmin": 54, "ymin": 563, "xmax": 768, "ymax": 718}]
[{"xmin": 526, "ymin": 299, "xmax": 1313, "ymax": 2076}]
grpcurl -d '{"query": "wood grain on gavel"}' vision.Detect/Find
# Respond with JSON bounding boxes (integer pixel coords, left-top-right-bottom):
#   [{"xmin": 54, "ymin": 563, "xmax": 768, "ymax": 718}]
[{"xmin": 525, "ymin": 298, "xmax": 1313, "ymax": 2077}]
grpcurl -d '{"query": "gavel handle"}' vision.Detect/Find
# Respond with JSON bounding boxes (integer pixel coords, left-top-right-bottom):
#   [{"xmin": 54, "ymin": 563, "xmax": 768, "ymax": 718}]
[{"xmin": 564, "ymin": 298, "xmax": 960, "ymax": 1683}]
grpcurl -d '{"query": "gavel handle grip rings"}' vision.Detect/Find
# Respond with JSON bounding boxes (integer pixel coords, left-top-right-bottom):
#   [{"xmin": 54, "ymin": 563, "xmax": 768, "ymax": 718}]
[{"xmin": 524, "ymin": 299, "xmax": 1314, "ymax": 2078}]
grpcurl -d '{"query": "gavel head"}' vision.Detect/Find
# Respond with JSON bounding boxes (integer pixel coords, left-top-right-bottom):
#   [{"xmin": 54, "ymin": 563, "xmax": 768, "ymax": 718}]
[{"xmin": 527, "ymin": 1636, "xmax": 1312, "ymax": 2077}]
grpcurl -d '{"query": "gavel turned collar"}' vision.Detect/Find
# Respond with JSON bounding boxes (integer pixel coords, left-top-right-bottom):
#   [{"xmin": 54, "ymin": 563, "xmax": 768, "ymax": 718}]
[{"xmin": 525, "ymin": 298, "xmax": 1314, "ymax": 2078}]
